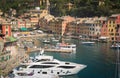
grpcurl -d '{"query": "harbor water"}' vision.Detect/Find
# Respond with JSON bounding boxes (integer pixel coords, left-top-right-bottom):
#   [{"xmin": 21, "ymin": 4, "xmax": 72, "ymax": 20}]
[{"xmin": 29, "ymin": 39, "xmax": 117, "ymax": 78}]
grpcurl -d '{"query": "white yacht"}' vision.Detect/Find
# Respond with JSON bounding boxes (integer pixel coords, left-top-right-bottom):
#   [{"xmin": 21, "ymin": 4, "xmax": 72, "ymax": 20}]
[
  {"xmin": 13, "ymin": 59, "xmax": 86, "ymax": 76},
  {"xmin": 12, "ymin": 49, "xmax": 87, "ymax": 76},
  {"xmin": 110, "ymin": 43, "xmax": 120, "ymax": 49},
  {"xmin": 56, "ymin": 43, "xmax": 76, "ymax": 52}
]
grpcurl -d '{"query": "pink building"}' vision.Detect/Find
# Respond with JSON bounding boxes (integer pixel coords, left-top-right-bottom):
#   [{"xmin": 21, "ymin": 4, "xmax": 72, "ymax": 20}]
[
  {"xmin": 100, "ymin": 22, "xmax": 108, "ymax": 37},
  {"xmin": 116, "ymin": 14, "xmax": 120, "ymax": 42},
  {"xmin": 17, "ymin": 19, "xmax": 26, "ymax": 28}
]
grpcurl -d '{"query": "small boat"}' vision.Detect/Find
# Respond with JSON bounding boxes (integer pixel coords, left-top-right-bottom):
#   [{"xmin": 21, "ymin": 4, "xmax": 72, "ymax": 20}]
[
  {"xmin": 110, "ymin": 43, "xmax": 120, "ymax": 49},
  {"xmin": 56, "ymin": 43, "xmax": 76, "ymax": 52},
  {"xmin": 43, "ymin": 40, "xmax": 50, "ymax": 44},
  {"xmin": 81, "ymin": 41, "xmax": 95, "ymax": 45},
  {"xmin": 52, "ymin": 39, "xmax": 59, "ymax": 42}
]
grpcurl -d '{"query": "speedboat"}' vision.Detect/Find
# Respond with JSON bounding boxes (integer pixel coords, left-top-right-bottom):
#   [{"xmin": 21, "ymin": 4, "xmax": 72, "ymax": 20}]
[
  {"xmin": 81, "ymin": 41, "xmax": 95, "ymax": 46},
  {"xmin": 43, "ymin": 40, "xmax": 50, "ymax": 44},
  {"xmin": 56, "ymin": 43, "xmax": 76, "ymax": 52},
  {"xmin": 12, "ymin": 49, "xmax": 86, "ymax": 76},
  {"xmin": 110, "ymin": 43, "xmax": 120, "ymax": 49}
]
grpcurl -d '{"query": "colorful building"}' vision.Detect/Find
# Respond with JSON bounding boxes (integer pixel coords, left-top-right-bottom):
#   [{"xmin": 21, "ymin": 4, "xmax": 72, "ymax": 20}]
[
  {"xmin": 0, "ymin": 22, "xmax": 12, "ymax": 37},
  {"xmin": 49, "ymin": 16, "xmax": 75, "ymax": 36},
  {"xmin": 115, "ymin": 14, "xmax": 120, "ymax": 42},
  {"xmin": 106, "ymin": 14, "xmax": 120, "ymax": 42}
]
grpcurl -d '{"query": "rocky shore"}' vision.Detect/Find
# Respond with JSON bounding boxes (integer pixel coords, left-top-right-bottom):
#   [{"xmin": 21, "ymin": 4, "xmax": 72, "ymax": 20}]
[{"xmin": 0, "ymin": 33, "xmax": 50, "ymax": 77}]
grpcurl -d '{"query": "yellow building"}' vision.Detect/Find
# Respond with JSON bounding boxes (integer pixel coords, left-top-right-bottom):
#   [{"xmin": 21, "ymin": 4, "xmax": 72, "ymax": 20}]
[{"xmin": 107, "ymin": 15, "xmax": 116, "ymax": 42}]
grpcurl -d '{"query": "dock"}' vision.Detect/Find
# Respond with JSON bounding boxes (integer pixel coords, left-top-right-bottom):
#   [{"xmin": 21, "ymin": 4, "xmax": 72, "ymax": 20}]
[
  {"xmin": 45, "ymin": 48, "xmax": 73, "ymax": 53},
  {"xmin": 27, "ymin": 48, "xmax": 73, "ymax": 53}
]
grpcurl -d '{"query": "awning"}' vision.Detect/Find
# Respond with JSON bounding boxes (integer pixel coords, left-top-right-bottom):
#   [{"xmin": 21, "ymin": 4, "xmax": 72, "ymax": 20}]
[
  {"xmin": 20, "ymin": 27, "xmax": 27, "ymax": 31},
  {"xmin": 6, "ymin": 36, "xmax": 17, "ymax": 42},
  {"xmin": 99, "ymin": 36, "xmax": 109, "ymax": 39}
]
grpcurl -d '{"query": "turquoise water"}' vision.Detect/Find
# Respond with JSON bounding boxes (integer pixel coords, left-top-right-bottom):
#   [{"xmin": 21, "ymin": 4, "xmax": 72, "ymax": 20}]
[{"xmin": 30, "ymin": 39, "xmax": 117, "ymax": 78}]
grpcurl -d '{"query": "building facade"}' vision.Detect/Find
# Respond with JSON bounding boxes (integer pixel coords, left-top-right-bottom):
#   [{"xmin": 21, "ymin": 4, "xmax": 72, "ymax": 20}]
[{"xmin": 1, "ymin": 22, "xmax": 12, "ymax": 37}]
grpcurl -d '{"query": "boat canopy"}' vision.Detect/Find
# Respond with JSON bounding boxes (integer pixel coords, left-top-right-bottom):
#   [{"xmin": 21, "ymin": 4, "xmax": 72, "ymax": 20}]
[
  {"xmin": 99, "ymin": 36, "xmax": 109, "ymax": 39},
  {"xmin": 20, "ymin": 27, "xmax": 27, "ymax": 31}
]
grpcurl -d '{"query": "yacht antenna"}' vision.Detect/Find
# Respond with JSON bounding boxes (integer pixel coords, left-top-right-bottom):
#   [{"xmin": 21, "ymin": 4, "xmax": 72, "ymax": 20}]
[{"xmin": 39, "ymin": 47, "xmax": 44, "ymax": 55}]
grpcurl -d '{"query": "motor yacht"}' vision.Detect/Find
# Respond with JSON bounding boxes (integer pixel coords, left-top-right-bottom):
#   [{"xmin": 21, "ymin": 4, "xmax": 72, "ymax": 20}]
[
  {"xmin": 56, "ymin": 43, "xmax": 76, "ymax": 52},
  {"xmin": 12, "ymin": 48, "xmax": 86, "ymax": 76},
  {"xmin": 13, "ymin": 59, "xmax": 86, "ymax": 76},
  {"xmin": 110, "ymin": 43, "xmax": 120, "ymax": 49}
]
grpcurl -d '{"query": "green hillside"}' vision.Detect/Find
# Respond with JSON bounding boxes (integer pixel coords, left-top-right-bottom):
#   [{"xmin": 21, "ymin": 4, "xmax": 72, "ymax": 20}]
[{"xmin": 0, "ymin": 0, "xmax": 120, "ymax": 17}]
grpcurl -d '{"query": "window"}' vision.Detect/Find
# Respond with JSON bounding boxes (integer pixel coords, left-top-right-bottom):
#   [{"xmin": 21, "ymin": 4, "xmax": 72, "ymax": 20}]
[
  {"xmin": 42, "ymin": 62, "xmax": 59, "ymax": 64},
  {"xmin": 6, "ymin": 26, "xmax": 8, "ymax": 29},
  {"xmin": 111, "ymin": 29, "xmax": 113, "ymax": 32},
  {"xmin": 6, "ymin": 31, "xmax": 8, "ymax": 34},
  {"xmin": 111, "ymin": 37, "xmax": 114, "ymax": 40},
  {"xmin": 29, "ymin": 65, "xmax": 54, "ymax": 68},
  {"xmin": 65, "ymin": 62, "xmax": 70, "ymax": 64},
  {"xmin": 57, "ymin": 66, "xmax": 75, "ymax": 69},
  {"xmin": 57, "ymin": 72, "xmax": 59, "ymax": 74},
  {"xmin": 42, "ymin": 72, "xmax": 47, "ymax": 74}
]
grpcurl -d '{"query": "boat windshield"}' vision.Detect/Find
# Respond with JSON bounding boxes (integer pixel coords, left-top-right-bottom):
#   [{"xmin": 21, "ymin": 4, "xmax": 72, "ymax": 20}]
[
  {"xmin": 41, "ymin": 62, "xmax": 59, "ymax": 64},
  {"xmin": 29, "ymin": 65, "xmax": 54, "ymax": 68},
  {"xmin": 36, "ymin": 59, "xmax": 51, "ymax": 62},
  {"xmin": 16, "ymin": 65, "xmax": 28, "ymax": 70},
  {"xmin": 57, "ymin": 66, "xmax": 75, "ymax": 69}
]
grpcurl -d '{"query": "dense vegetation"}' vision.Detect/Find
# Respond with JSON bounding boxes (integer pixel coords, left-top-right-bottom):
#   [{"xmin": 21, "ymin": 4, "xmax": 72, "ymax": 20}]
[
  {"xmin": 50, "ymin": 0, "xmax": 120, "ymax": 17},
  {"xmin": 0, "ymin": 0, "xmax": 120, "ymax": 17},
  {"xmin": 0, "ymin": 0, "xmax": 34, "ymax": 16}
]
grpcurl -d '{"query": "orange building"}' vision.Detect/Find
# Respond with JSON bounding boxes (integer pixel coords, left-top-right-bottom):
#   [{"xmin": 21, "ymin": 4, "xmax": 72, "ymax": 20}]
[
  {"xmin": 0, "ymin": 22, "xmax": 12, "ymax": 37},
  {"xmin": 49, "ymin": 16, "xmax": 75, "ymax": 36}
]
